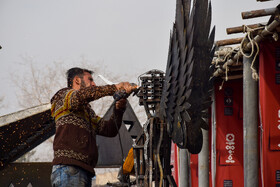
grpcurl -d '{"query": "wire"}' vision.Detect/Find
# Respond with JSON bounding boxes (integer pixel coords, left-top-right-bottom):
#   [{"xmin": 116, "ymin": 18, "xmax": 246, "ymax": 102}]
[
  {"xmin": 157, "ymin": 120, "xmax": 164, "ymax": 187},
  {"xmin": 144, "ymin": 118, "xmax": 150, "ymax": 186},
  {"xmin": 113, "ymin": 101, "xmax": 125, "ymax": 187}
]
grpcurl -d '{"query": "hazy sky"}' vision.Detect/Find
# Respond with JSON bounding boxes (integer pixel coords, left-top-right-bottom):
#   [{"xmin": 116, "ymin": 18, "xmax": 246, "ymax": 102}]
[{"xmin": 0, "ymin": 0, "xmax": 278, "ymax": 115}]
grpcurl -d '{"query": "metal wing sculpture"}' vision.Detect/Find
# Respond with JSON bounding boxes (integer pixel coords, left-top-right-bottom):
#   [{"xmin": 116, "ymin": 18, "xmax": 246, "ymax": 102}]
[{"xmin": 160, "ymin": 0, "xmax": 215, "ymax": 153}]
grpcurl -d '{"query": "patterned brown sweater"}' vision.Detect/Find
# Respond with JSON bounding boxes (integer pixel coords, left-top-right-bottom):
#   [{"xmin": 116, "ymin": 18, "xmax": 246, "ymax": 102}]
[{"xmin": 51, "ymin": 85, "xmax": 125, "ymax": 175}]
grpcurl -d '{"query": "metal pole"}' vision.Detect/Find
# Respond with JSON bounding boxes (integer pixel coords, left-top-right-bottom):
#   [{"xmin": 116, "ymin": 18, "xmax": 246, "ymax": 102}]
[
  {"xmin": 243, "ymin": 53, "xmax": 259, "ymax": 187},
  {"xmin": 241, "ymin": 7, "xmax": 278, "ymax": 19},
  {"xmin": 226, "ymin": 23, "xmax": 266, "ymax": 35},
  {"xmin": 198, "ymin": 129, "xmax": 209, "ymax": 187},
  {"xmin": 179, "ymin": 149, "xmax": 189, "ymax": 187},
  {"xmin": 215, "ymin": 37, "xmax": 243, "ymax": 47},
  {"xmin": 211, "ymin": 91, "xmax": 217, "ymax": 187}
]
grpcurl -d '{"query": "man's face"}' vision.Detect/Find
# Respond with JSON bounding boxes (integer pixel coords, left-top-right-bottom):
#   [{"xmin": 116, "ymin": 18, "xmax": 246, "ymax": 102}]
[{"xmin": 80, "ymin": 72, "xmax": 96, "ymax": 88}]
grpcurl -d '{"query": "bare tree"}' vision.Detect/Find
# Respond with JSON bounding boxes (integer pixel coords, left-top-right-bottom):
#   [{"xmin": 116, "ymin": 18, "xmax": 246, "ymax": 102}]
[
  {"xmin": 11, "ymin": 57, "xmax": 65, "ymax": 108},
  {"xmin": 0, "ymin": 96, "xmax": 4, "ymax": 109},
  {"xmin": 11, "ymin": 56, "xmax": 130, "ymax": 117}
]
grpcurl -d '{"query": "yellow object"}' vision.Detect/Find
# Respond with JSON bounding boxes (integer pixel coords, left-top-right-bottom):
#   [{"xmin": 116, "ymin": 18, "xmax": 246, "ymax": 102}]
[{"xmin": 122, "ymin": 148, "xmax": 134, "ymax": 174}]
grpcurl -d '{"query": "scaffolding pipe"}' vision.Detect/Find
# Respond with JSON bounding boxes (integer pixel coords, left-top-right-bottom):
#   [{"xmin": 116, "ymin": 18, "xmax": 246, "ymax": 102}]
[
  {"xmin": 226, "ymin": 23, "xmax": 266, "ymax": 35},
  {"xmin": 198, "ymin": 129, "xmax": 209, "ymax": 187},
  {"xmin": 214, "ymin": 50, "xmax": 229, "ymax": 57},
  {"xmin": 213, "ymin": 15, "xmax": 280, "ymax": 78},
  {"xmin": 242, "ymin": 7, "xmax": 279, "ymax": 19},
  {"xmin": 212, "ymin": 52, "xmax": 241, "ymax": 77},
  {"xmin": 215, "ymin": 38, "xmax": 243, "ymax": 47},
  {"xmin": 211, "ymin": 91, "xmax": 217, "ymax": 187},
  {"xmin": 245, "ymin": 15, "xmax": 280, "ymax": 50},
  {"xmin": 179, "ymin": 149, "xmax": 189, "ymax": 187},
  {"xmin": 243, "ymin": 53, "xmax": 259, "ymax": 187}
]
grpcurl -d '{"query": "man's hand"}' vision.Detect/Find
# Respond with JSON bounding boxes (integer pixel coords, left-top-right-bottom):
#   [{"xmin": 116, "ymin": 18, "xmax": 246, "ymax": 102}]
[
  {"xmin": 115, "ymin": 82, "xmax": 137, "ymax": 94},
  {"xmin": 115, "ymin": 99, "xmax": 127, "ymax": 111}
]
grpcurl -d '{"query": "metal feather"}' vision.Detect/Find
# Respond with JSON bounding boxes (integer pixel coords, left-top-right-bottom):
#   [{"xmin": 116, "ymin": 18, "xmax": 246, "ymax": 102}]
[{"xmin": 160, "ymin": 0, "xmax": 215, "ymax": 153}]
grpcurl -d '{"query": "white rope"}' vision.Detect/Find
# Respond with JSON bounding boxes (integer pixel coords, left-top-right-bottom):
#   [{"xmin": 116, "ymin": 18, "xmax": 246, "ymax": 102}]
[
  {"xmin": 273, "ymin": 32, "xmax": 279, "ymax": 41},
  {"xmin": 225, "ymin": 64, "xmax": 229, "ymax": 81},
  {"xmin": 219, "ymin": 80, "xmax": 224, "ymax": 90},
  {"xmin": 217, "ymin": 46, "xmax": 240, "ymax": 83},
  {"xmin": 240, "ymin": 25, "xmax": 264, "ymax": 81}
]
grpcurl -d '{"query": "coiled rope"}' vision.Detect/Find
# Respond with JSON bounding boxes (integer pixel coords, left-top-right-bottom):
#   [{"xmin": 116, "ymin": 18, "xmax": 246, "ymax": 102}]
[{"xmin": 240, "ymin": 25, "xmax": 264, "ymax": 81}]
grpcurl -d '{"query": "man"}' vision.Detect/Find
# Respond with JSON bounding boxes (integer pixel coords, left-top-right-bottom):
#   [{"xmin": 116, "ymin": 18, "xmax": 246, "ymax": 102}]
[{"xmin": 50, "ymin": 67, "xmax": 136, "ymax": 187}]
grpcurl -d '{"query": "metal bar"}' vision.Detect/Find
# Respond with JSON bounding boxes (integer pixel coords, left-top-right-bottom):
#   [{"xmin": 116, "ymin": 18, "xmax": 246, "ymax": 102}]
[
  {"xmin": 179, "ymin": 149, "xmax": 189, "ymax": 187},
  {"xmin": 241, "ymin": 7, "xmax": 278, "ymax": 19},
  {"xmin": 149, "ymin": 118, "xmax": 153, "ymax": 187},
  {"xmin": 215, "ymin": 38, "xmax": 243, "ymax": 47},
  {"xmin": 243, "ymin": 53, "xmax": 259, "ymax": 187},
  {"xmin": 246, "ymin": 15, "xmax": 280, "ymax": 50},
  {"xmin": 211, "ymin": 91, "xmax": 217, "ymax": 187},
  {"xmin": 133, "ymin": 147, "xmax": 139, "ymax": 187},
  {"xmin": 226, "ymin": 23, "xmax": 266, "ymax": 35},
  {"xmin": 139, "ymin": 139, "xmax": 144, "ymax": 186},
  {"xmin": 198, "ymin": 129, "xmax": 209, "ymax": 187}
]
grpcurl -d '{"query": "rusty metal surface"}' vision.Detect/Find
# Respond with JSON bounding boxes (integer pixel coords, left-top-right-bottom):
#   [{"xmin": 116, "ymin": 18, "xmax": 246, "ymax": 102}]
[
  {"xmin": 215, "ymin": 37, "xmax": 243, "ymax": 47},
  {"xmin": 160, "ymin": 0, "xmax": 215, "ymax": 153},
  {"xmin": 245, "ymin": 15, "xmax": 280, "ymax": 50},
  {"xmin": 242, "ymin": 7, "xmax": 279, "ymax": 19},
  {"xmin": 226, "ymin": 23, "xmax": 266, "ymax": 34}
]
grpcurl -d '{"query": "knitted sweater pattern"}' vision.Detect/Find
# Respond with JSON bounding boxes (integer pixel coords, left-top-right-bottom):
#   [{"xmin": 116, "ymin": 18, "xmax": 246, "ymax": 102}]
[{"xmin": 50, "ymin": 85, "xmax": 124, "ymax": 174}]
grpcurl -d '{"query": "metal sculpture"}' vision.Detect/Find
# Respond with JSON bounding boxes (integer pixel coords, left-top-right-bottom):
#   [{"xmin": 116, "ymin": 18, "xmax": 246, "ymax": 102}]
[
  {"xmin": 161, "ymin": 0, "xmax": 215, "ymax": 153},
  {"xmin": 114, "ymin": 0, "xmax": 215, "ymax": 186}
]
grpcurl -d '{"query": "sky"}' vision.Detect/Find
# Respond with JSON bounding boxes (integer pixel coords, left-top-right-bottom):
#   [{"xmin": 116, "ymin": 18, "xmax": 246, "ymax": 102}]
[{"xmin": 0, "ymin": 0, "xmax": 279, "ymax": 115}]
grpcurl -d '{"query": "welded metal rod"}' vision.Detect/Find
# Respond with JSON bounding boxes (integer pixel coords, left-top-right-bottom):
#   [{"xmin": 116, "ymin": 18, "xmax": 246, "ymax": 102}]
[
  {"xmin": 226, "ymin": 23, "xmax": 266, "ymax": 35},
  {"xmin": 242, "ymin": 7, "xmax": 278, "ymax": 19},
  {"xmin": 243, "ymin": 53, "xmax": 259, "ymax": 187},
  {"xmin": 198, "ymin": 129, "xmax": 209, "ymax": 187},
  {"xmin": 215, "ymin": 37, "xmax": 243, "ymax": 47}
]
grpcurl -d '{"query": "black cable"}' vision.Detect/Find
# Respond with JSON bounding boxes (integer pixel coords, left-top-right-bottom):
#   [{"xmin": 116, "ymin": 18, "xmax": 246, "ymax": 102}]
[
  {"xmin": 112, "ymin": 98, "xmax": 126, "ymax": 187},
  {"xmin": 112, "ymin": 89, "xmax": 138, "ymax": 187}
]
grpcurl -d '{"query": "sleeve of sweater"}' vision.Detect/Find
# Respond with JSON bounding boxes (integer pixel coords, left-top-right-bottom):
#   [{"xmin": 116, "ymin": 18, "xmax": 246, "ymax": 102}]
[
  {"xmin": 69, "ymin": 85, "xmax": 117, "ymax": 111},
  {"xmin": 95, "ymin": 105, "xmax": 126, "ymax": 137}
]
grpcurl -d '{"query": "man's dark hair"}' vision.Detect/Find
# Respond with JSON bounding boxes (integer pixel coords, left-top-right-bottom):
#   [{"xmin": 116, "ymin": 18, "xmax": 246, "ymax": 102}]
[{"xmin": 66, "ymin": 67, "xmax": 93, "ymax": 88}]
